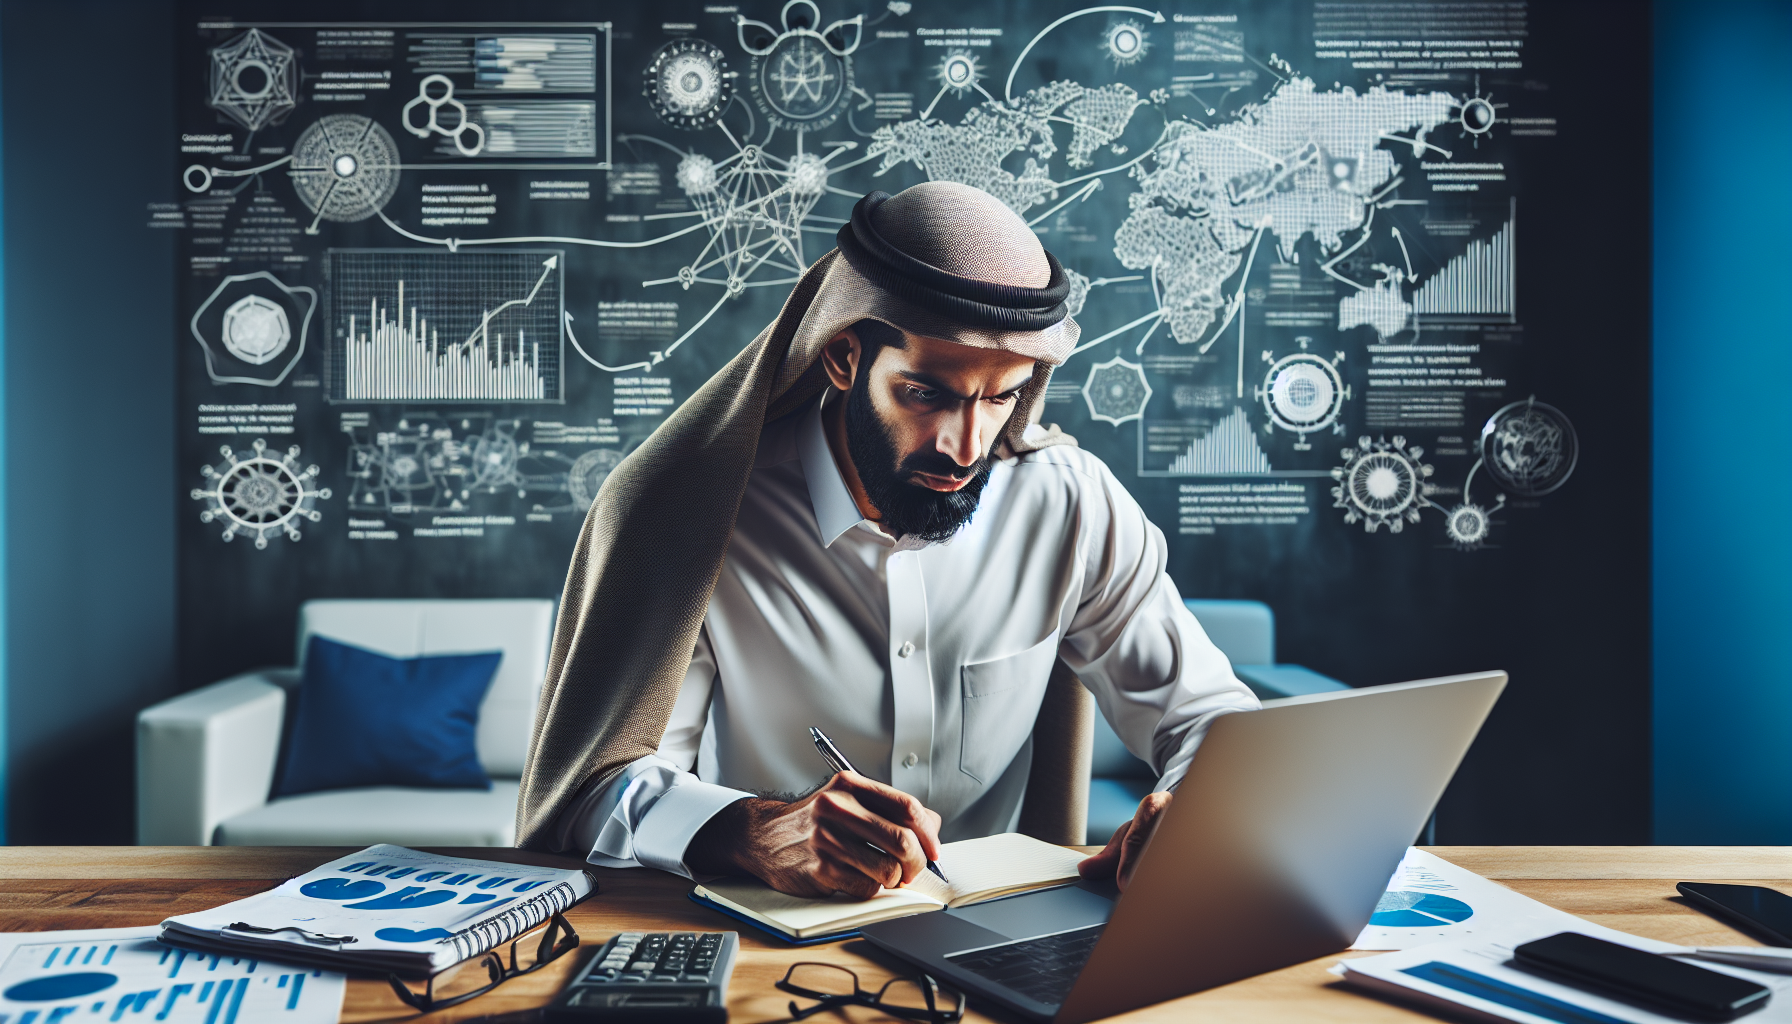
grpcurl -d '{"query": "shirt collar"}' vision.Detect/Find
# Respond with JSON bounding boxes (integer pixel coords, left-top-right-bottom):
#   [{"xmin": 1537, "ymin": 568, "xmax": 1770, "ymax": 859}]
[{"xmin": 799, "ymin": 392, "xmax": 872, "ymax": 548}]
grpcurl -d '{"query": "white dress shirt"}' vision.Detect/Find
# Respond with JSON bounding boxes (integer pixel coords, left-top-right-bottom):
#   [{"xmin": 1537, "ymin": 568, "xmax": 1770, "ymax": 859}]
[{"xmin": 557, "ymin": 392, "xmax": 1258, "ymax": 875}]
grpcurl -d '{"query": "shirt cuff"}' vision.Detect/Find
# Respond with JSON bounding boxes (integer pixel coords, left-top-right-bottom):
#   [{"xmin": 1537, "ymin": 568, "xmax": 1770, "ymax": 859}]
[{"xmin": 632, "ymin": 776, "xmax": 754, "ymax": 877}]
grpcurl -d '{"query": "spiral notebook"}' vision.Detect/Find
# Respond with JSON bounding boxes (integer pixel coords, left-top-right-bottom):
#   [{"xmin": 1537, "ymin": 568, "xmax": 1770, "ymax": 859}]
[{"xmin": 160, "ymin": 845, "xmax": 595, "ymax": 977}]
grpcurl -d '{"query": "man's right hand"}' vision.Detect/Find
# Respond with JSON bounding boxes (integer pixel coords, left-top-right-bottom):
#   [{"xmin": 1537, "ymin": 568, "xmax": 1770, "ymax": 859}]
[{"xmin": 685, "ymin": 772, "xmax": 944, "ymax": 899}]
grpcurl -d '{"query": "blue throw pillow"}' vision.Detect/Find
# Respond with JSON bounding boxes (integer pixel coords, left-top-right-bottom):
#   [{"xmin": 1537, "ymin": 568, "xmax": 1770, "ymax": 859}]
[{"xmin": 273, "ymin": 635, "xmax": 501, "ymax": 798}]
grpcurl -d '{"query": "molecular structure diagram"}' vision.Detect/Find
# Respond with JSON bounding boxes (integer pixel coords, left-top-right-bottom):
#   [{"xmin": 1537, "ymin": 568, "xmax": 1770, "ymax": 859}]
[{"xmin": 403, "ymin": 75, "xmax": 486, "ymax": 157}]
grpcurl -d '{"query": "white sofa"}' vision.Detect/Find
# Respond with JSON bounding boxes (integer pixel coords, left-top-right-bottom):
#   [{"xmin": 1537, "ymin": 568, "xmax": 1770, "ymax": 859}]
[{"xmin": 137, "ymin": 599, "xmax": 554, "ymax": 846}]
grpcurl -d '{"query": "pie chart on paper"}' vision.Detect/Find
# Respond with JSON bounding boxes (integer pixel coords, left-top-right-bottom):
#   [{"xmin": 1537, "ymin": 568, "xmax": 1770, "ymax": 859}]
[{"xmin": 1369, "ymin": 891, "xmax": 1475, "ymax": 928}]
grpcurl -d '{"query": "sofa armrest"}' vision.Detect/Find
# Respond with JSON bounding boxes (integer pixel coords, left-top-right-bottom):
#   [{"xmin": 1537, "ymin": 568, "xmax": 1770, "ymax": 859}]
[{"xmin": 136, "ymin": 671, "xmax": 289, "ymax": 845}]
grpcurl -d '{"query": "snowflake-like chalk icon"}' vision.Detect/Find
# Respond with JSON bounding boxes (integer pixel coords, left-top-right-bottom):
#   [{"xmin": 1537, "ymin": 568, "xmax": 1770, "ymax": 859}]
[
  {"xmin": 1331, "ymin": 435, "xmax": 1436, "ymax": 533},
  {"xmin": 645, "ymin": 38, "xmax": 737, "ymax": 130},
  {"xmin": 1443, "ymin": 498, "xmax": 1505, "ymax": 551},
  {"xmin": 1101, "ymin": 20, "xmax": 1150, "ymax": 67},
  {"xmin": 1256, "ymin": 343, "xmax": 1348, "ymax": 441},
  {"xmin": 209, "ymin": 29, "xmax": 298, "ymax": 132},
  {"xmin": 192, "ymin": 439, "xmax": 331, "ymax": 549},
  {"xmin": 1082, "ymin": 357, "xmax": 1152, "ymax": 425}
]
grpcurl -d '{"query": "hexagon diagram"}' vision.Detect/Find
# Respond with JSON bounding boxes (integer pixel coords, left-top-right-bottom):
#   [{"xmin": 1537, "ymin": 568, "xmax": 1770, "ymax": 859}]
[
  {"xmin": 209, "ymin": 29, "xmax": 298, "ymax": 132},
  {"xmin": 1082, "ymin": 357, "xmax": 1152, "ymax": 425},
  {"xmin": 190, "ymin": 272, "xmax": 317, "ymax": 386}
]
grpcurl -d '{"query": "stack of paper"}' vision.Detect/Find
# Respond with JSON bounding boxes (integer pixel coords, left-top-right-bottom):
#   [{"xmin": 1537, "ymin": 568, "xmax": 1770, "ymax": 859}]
[
  {"xmin": 161, "ymin": 845, "xmax": 594, "ymax": 976},
  {"xmin": 1353, "ymin": 848, "xmax": 1599, "ymax": 951}
]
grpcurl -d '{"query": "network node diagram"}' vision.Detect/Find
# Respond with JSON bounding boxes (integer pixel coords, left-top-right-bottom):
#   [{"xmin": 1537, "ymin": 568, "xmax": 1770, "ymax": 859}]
[
  {"xmin": 192, "ymin": 439, "xmax": 330, "ymax": 549},
  {"xmin": 189, "ymin": 272, "xmax": 317, "ymax": 387},
  {"xmin": 346, "ymin": 415, "xmax": 604, "ymax": 516},
  {"xmin": 1331, "ymin": 436, "xmax": 1436, "ymax": 533},
  {"xmin": 1083, "ymin": 357, "xmax": 1152, "ymax": 425},
  {"xmin": 208, "ymin": 29, "xmax": 297, "ymax": 132}
]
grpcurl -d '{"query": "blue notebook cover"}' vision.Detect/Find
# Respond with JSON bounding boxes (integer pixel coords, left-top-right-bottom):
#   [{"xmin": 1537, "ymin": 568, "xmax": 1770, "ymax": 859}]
[{"xmin": 687, "ymin": 890, "xmax": 860, "ymax": 946}]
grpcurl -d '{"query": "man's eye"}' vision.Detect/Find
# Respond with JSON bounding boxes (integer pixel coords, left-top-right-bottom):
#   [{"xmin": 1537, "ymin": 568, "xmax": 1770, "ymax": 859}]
[{"xmin": 905, "ymin": 386, "xmax": 941, "ymax": 402}]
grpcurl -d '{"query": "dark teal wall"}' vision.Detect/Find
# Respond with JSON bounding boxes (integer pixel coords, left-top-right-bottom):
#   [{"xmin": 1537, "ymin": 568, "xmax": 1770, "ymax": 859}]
[
  {"xmin": 1, "ymin": 0, "xmax": 179, "ymax": 843},
  {"xmin": 1653, "ymin": 0, "xmax": 1792, "ymax": 842}
]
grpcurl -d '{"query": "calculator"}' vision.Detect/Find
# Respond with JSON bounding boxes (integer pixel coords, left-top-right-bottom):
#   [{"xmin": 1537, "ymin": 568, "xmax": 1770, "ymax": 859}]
[{"xmin": 545, "ymin": 931, "xmax": 738, "ymax": 1023}]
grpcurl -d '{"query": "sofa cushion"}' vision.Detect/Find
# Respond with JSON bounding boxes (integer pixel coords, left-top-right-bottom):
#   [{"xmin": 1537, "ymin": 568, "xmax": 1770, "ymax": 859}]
[
  {"xmin": 297, "ymin": 599, "xmax": 554, "ymax": 776},
  {"xmin": 275, "ymin": 636, "xmax": 498, "ymax": 798},
  {"xmin": 214, "ymin": 781, "xmax": 521, "ymax": 846}
]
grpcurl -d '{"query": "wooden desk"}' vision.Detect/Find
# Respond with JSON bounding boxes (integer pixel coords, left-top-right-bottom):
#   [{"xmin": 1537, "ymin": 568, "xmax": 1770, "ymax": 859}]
[{"xmin": 0, "ymin": 846, "xmax": 1786, "ymax": 1023}]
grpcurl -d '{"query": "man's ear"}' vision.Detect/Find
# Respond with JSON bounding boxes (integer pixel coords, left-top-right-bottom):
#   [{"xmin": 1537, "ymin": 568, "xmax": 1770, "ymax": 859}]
[{"xmin": 821, "ymin": 329, "xmax": 861, "ymax": 391}]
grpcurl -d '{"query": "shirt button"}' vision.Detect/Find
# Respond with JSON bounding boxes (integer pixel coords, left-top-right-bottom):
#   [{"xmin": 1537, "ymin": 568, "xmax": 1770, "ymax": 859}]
[
  {"xmin": 903, "ymin": 752, "xmax": 919, "ymax": 768},
  {"xmin": 898, "ymin": 642, "xmax": 915, "ymax": 658}
]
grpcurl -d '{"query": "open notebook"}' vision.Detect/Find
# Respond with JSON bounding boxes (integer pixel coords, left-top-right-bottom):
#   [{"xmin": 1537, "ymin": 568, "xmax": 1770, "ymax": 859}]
[{"xmin": 692, "ymin": 833, "xmax": 1088, "ymax": 941}]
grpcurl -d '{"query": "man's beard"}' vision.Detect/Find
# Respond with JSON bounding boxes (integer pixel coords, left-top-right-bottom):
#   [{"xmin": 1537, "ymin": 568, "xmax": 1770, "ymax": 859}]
[{"xmin": 844, "ymin": 363, "xmax": 994, "ymax": 543}]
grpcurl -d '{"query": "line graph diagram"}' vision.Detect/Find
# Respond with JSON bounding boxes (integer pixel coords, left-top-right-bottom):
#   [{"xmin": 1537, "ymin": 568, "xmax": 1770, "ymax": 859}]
[{"xmin": 328, "ymin": 250, "xmax": 564, "ymax": 403}]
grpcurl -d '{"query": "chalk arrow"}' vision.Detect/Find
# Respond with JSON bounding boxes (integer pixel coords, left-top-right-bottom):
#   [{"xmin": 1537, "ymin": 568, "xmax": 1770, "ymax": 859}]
[{"xmin": 1006, "ymin": 7, "xmax": 1166, "ymax": 100}]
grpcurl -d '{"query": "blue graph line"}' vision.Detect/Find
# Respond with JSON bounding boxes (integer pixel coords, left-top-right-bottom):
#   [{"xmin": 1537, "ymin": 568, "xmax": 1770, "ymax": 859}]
[{"xmin": 1401, "ymin": 962, "xmax": 1628, "ymax": 1024}]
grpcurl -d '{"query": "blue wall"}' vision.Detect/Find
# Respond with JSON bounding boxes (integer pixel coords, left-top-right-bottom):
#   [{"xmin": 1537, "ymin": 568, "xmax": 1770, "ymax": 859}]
[
  {"xmin": 1653, "ymin": 0, "xmax": 1792, "ymax": 842},
  {"xmin": 1, "ymin": 0, "xmax": 178, "ymax": 843}
]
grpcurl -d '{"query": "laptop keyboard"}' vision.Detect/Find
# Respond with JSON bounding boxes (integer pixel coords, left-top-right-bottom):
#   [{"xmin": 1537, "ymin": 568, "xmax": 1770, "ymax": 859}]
[{"xmin": 946, "ymin": 925, "xmax": 1105, "ymax": 1007}]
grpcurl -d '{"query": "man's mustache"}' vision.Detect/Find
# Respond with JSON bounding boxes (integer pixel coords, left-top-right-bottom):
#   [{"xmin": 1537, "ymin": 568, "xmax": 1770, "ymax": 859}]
[{"xmin": 899, "ymin": 450, "xmax": 987, "ymax": 481}]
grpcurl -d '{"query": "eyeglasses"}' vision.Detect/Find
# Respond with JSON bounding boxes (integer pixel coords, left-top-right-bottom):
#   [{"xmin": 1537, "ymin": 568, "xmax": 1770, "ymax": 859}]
[
  {"xmin": 777, "ymin": 962, "xmax": 964, "ymax": 1024},
  {"xmin": 384, "ymin": 913, "xmax": 579, "ymax": 1013}
]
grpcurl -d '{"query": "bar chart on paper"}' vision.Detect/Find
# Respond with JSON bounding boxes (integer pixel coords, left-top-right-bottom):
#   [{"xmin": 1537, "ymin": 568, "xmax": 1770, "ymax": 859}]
[
  {"xmin": 328, "ymin": 249, "xmax": 565, "ymax": 402},
  {"xmin": 0, "ymin": 930, "xmax": 342, "ymax": 1023},
  {"xmin": 1412, "ymin": 205, "xmax": 1516, "ymax": 320}
]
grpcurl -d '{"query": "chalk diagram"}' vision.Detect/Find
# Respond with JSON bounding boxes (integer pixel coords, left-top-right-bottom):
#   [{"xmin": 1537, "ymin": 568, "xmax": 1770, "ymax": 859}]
[
  {"xmin": 1083, "ymin": 357, "xmax": 1151, "ymax": 425},
  {"xmin": 1256, "ymin": 342, "xmax": 1348, "ymax": 442},
  {"xmin": 208, "ymin": 28, "xmax": 297, "ymax": 132},
  {"xmin": 645, "ymin": 38, "xmax": 737, "ymax": 129},
  {"xmin": 403, "ymin": 75, "xmax": 486, "ymax": 157},
  {"xmin": 190, "ymin": 271, "xmax": 317, "ymax": 387},
  {"xmin": 192, "ymin": 439, "xmax": 331, "ymax": 549},
  {"xmin": 740, "ymin": 1, "xmax": 862, "ymax": 132},
  {"xmin": 346, "ymin": 415, "xmax": 605, "ymax": 515},
  {"xmin": 327, "ymin": 250, "xmax": 564, "ymax": 403},
  {"xmin": 1331, "ymin": 436, "xmax": 1436, "ymax": 533}
]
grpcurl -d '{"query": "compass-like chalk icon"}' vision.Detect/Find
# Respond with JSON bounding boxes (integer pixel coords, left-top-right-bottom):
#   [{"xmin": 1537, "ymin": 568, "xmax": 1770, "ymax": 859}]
[
  {"xmin": 208, "ymin": 28, "xmax": 298, "ymax": 132},
  {"xmin": 192, "ymin": 439, "xmax": 331, "ymax": 549},
  {"xmin": 1480, "ymin": 397, "xmax": 1578, "ymax": 497},
  {"xmin": 1082, "ymin": 357, "xmax": 1152, "ymax": 425},
  {"xmin": 289, "ymin": 114, "xmax": 402, "ymax": 224},
  {"xmin": 1331, "ymin": 435, "xmax": 1436, "ymax": 533},
  {"xmin": 646, "ymin": 38, "xmax": 736, "ymax": 129},
  {"xmin": 1256, "ymin": 344, "xmax": 1348, "ymax": 440}
]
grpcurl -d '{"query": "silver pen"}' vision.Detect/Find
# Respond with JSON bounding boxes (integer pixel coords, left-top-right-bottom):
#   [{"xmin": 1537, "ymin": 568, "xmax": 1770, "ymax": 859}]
[{"xmin": 809, "ymin": 726, "xmax": 950, "ymax": 884}]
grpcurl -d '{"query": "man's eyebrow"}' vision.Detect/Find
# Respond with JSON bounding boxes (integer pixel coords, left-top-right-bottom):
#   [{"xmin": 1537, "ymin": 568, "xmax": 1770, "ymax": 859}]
[{"xmin": 896, "ymin": 369, "xmax": 1035, "ymax": 401}]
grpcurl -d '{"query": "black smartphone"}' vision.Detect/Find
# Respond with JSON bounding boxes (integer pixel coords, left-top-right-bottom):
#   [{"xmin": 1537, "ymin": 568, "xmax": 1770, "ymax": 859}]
[
  {"xmin": 1679, "ymin": 882, "xmax": 1792, "ymax": 947},
  {"xmin": 1513, "ymin": 932, "xmax": 1771, "ymax": 1022}
]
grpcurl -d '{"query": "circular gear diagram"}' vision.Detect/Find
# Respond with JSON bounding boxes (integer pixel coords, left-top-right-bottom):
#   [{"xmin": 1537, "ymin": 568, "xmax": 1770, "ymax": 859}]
[
  {"xmin": 191, "ymin": 439, "xmax": 331, "ymax": 549},
  {"xmin": 569, "ymin": 449, "xmax": 625, "ymax": 508},
  {"xmin": 1480, "ymin": 398, "xmax": 1578, "ymax": 496},
  {"xmin": 646, "ymin": 38, "xmax": 735, "ymax": 129},
  {"xmin": 1082, "ymin": 357, "xmax": 1152, "ymax": 425},
  {"xmin": 1258, "ymin": 352, "xmax": 1346, "ymax": 436},
  {"xmin": 750, "ymin": 33, "xmax": 852, "ymax": 131},
  {"xmin": 289, "ymin": 114, "xmax": 401, "ymax": 223},
  {"xmin": 1331, "ymin": 436, "xmax": 1435, "ymax": 533}
]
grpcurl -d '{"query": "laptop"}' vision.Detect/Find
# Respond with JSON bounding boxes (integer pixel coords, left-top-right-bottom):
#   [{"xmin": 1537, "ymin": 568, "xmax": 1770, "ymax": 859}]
[{"xmin": 860, "ymin": 670, "xmax": 1507, "ymax": 1023}]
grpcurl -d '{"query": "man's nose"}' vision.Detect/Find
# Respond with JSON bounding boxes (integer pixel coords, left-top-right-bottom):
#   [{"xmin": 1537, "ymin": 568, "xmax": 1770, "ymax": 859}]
[{"xmin": 936, "ymin": 403, "xmax": 992, "ymax": 467}]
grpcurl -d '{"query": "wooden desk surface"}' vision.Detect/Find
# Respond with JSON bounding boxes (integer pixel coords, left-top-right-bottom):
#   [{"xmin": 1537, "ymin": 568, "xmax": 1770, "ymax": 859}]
[{"xmin": 0, "ymin": 846, "xmax": 1785, "ymax": 1023}]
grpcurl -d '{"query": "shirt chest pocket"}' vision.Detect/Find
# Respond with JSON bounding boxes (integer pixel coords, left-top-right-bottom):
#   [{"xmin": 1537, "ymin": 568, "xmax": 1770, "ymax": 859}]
[{"xmin": 959, "ymin": 633, "xmax": 1060, "ymax": 784}]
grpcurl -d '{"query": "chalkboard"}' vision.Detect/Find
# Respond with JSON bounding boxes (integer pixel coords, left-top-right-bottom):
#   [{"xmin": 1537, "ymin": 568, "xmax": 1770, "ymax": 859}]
[{"xmin": 173, "ymin": 0, "xmax": 1650, "ymax": 841}]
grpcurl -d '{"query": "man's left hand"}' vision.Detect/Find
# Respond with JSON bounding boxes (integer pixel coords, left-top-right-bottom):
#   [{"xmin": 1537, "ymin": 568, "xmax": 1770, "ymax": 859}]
[{"xmin": 1076, "ymin": 792, "xmax": 1169, "ymax": 891}]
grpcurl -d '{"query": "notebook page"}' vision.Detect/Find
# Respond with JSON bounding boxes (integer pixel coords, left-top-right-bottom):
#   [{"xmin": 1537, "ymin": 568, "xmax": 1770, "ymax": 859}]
[
  {"xmin": 698, "ymin": 880, "xmax": 942, "ymax": 937},
  {"xmin": 926, "ymin": 833, "xmax": 1089, "ymax": 908}
]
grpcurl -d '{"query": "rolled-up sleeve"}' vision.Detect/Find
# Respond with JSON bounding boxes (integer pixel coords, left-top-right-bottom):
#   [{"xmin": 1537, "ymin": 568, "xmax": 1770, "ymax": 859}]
[
  {"xmin": 1057, "ymin": 462, "xmax": 1260, "ymax": 791},
  {"xmin": 554, "ymin": 630, "xmax": 753, "ymax": 876}
]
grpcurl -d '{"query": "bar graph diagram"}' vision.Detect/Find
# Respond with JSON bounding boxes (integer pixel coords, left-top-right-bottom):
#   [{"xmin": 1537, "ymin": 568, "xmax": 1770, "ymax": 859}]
[
  {"xmin": 1167, "ymin": 406, "xmax": 1273, "ymax": 475},
  {"xmin": 1413, "ymin": 205, "xmax": 1516, "ymax": 320},
  {"xmin": 0, "ymin": 934, "xmax": 340, "ymax": 1023},
  {"xmin": 328, "ymin": 250, "xmax": 564, "ymax": 402}
]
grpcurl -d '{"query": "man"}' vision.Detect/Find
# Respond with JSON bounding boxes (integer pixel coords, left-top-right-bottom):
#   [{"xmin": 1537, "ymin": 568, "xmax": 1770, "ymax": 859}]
[{"xmin": 518, "ymin": 182, "xmax": 1257, "ymax": 897}]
